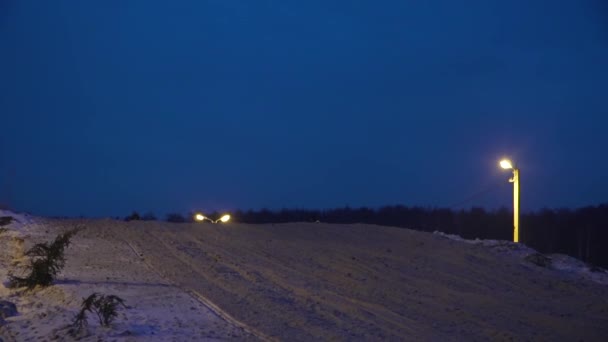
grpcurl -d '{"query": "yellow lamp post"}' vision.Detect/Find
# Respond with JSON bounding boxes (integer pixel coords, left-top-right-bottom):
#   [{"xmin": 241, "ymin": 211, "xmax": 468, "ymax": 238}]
[
  {"xmin": 194, "ymin": 213, "xmax": 231, "ymax": 224},
  {"xmin": 500, "ymin": 159, "xmax": 520, "ymax": 242}
]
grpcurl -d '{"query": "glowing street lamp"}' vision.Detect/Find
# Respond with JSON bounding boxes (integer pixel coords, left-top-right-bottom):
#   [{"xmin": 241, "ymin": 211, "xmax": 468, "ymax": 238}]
[
  {"xmin": 500, "ymin": 159, "xmax": 520, "ymax": 243},
  {"xmin": 217, "ymin": 214, "xmax": 231, "ymax": 223},
  {"xmin": 194, "ymin": 213, "xmax": 231, "ymax": 224},
  {"xmin": 499, "ymin": 159, "xmax": 513, "ymax": 170}
]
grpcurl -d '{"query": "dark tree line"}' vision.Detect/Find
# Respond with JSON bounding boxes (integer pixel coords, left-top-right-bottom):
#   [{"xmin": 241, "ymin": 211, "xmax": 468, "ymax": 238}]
[{"xmin": 227, "ymin": 205, "xmax": 608, "ymax": 268}]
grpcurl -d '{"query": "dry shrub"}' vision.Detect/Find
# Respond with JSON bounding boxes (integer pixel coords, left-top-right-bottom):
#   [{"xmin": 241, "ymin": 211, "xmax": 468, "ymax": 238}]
[{"xmin": 69, "ymin": 293, "xmax": 127, "ymax": 336}]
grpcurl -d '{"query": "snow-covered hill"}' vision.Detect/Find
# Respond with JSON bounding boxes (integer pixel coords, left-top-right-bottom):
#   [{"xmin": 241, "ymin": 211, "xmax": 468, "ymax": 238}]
[{"xmin": 1, "ymin": 211, "xmax": 607, "ymax": 341}]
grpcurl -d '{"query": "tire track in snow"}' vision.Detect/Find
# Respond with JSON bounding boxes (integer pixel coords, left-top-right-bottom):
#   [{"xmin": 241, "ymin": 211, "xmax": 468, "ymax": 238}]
[{"xmin": 121, "ymin": 233, "xmax": 274, "ymax": 342}]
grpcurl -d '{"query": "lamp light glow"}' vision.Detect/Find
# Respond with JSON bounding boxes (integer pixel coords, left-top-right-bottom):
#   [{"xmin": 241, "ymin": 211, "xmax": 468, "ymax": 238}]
[
  {"xmin": 500, "ymin": 159, "xmax": 513, "ymax": 170},
  {"xmin": 194, "ymin": 212, "xmax": 231, "ymax": 223}
]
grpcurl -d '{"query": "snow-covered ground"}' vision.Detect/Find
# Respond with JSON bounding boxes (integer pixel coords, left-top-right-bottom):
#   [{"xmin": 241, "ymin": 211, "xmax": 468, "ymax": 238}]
[
  {"xmin": 0, "ymin": 211, "xmax": 254, "ymax": 341},
  {"xmin": 433, "ymin": 231, "xmax": 608, "ymax": 285},
  {"xmin": 1, "ymin": 210, "xmax": 608, "ymax": 341}
]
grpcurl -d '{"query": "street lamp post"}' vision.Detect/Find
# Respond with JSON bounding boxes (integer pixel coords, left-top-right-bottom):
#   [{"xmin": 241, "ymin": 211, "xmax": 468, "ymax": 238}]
[
  {"xmin": 194, "ymin": 213, "xmax": 231, "ymax": 224},
  {"xmin": 500, "ymin": 159, "xmax": 520, "ymax": 243}
]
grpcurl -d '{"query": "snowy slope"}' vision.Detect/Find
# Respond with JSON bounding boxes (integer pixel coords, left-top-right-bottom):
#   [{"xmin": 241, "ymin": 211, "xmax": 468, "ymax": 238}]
[
  {"xmin": 1, "ymin": 212, "xmax": 608, "ymax": 341},
  {"xmin": 0, "ymin": 212, "xmax": 254, "ymax": 341}
]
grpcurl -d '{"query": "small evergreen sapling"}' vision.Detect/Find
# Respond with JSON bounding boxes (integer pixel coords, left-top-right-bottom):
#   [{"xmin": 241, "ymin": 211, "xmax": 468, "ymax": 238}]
[{"xmin": 8, "ymin": 227, "xmax": 81, "ymax": 289}]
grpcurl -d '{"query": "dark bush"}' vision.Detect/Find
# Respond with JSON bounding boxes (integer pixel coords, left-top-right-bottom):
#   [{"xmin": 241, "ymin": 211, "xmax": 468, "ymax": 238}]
[
  {"xmin": 124, "ymin": 211, "xmax": 141, "ymax": 221},
  {"xmin": 0, "ymin": 216, "xmax": 14, "ymax": 227},
  {"xmin": 524, "ymin": 253, "xmax": 552, "ymax": 268},
  {"xmin": 166, "ymin": 213, "xmax": 186, "ymax": 223},
  {"xmin": 141, "ymin": 212, "xmax": 157, "ymax": 221}
]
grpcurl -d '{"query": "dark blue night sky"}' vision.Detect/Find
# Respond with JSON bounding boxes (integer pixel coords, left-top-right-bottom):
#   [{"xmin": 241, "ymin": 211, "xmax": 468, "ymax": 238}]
[{"xmin": 1, "ymin": 1, "xmax": 607, "ymax": 217}]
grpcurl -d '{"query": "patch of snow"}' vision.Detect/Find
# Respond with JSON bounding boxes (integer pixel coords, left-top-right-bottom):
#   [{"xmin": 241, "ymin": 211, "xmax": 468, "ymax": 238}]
[
  {"xmin": 0, "ymin": 209, "xmax": 42, "ymax": 239},
  {"xmin": 433, "ymin": 231, "xmax": 608, "ymax": 285}
]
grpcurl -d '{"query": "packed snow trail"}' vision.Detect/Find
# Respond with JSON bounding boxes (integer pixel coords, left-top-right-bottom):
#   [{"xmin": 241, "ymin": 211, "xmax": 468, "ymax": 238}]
[
  {"xmin": 122, "ymin": 236, "xmax": 272, "ymax": 341},
  {"xmin": 0, "ymin": 215, "xmax": 256, "ymax": 341},
  {"xmin": 113, "ymin": 220, "xmax": 608, "ymax": 341},
  {"xmin": 3, "ymin": 213, "xmax": 607, "ymax": 341}
]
